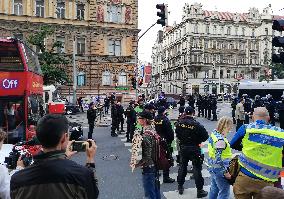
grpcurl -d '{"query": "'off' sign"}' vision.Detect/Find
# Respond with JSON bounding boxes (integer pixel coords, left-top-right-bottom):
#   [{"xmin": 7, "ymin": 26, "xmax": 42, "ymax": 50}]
[{"xmin": 2, "ymin": 79, "xmax": 19, "ymax": 89}]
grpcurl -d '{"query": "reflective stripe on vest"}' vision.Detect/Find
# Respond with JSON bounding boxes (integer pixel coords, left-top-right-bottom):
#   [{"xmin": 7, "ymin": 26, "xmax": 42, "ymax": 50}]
[
  {"xmin": 239, "ymin": 122, "xmax": 284, "ymax": 182},
  {"xmin": 208, "ymin": 130, "xmax": 232, "ymax": 168}
]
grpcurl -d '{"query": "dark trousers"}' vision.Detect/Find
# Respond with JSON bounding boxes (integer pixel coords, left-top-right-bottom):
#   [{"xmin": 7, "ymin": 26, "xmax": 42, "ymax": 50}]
[
  {"xmin": 88, "ymin": 123, "xmax": 94, "ymax": 139},
  {"xmin": 79, "ymin": 105, "xmax": 84, "ymax": 112},
  {"xmin": 204, "ymin": 109, "xmax": 208, "ymax": 118},
  {"xmin": 120, "ymin": 118, "xmax": 124, "ymax": 131},
  {"xmin": 232, "ymin": 109, "xmax": 236, "ymax": 124},
  {"xmin": 269, "ymin": 114, "xmax": 275, "ymax": 126},
  {"xmin": 244, "ymin": 114, "xmax": 250, "ymax": 124},
  {"xmin": 236, "ymin": 119, "xmax": 244, "ymax": 131},
  {"xmin": 177, "ymin": 146, "xmax": 204, "ymax": 190},
  {"xmin": 111, "ymin": 120, "xmax": 119, "ymax": 135},
  {"xmin": 212, "ymin": 108, "xmax": 217, "ymax": 120},
  {"xmin": 207, "ymin": 109, "xmax": 211, "ymax": 119},
  {"xmin": 104, "ymin": 106, "xmax": 109, "ymax": 114},
  {"xmin": 126, "ymin": 122, "xmax": 135, "ymax": 141},
  {"xmin": 200, "ymin": 108, "xmax": 204, "ymax": 117}
]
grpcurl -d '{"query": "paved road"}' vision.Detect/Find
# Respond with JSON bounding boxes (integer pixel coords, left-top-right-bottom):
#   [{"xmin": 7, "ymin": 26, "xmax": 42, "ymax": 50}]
[{"xmin": 67, "ymin": 102, "xmax": 281, "ymax": 199}]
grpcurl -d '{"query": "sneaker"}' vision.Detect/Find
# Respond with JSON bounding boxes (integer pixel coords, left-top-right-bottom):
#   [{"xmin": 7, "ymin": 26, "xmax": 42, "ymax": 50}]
[
  {"xmin": 178, "ymin": 185, "xmax": 184, "ymax": 195},
  {"xmin": 163, "ymin": 177, "xmax": 175, "ymax": 183},
  {"xmin": 197, "ymin": 189, "xmax": 208, "ymax": 198}
]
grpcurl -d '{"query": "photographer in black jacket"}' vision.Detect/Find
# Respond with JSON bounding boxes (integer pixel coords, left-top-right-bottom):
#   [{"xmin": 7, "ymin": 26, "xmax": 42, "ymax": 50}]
[
  {"xmin": 10, "ymin": 114, "xmax": 99, "ymax": 199},
  {"xmin": 154, "ymin": 106, "xmax": 175, "ymax": 183},
  {"xmin": 176, "ymin": 106, "xmax": 209, "ymax": 198}
]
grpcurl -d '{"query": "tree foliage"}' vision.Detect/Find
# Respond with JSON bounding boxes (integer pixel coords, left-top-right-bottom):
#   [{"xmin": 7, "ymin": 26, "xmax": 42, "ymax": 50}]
[
  {"xmin": 27, "ymin": 26, "xmax": 70, "ymax": 85},
  {"xmin": 259, "ymin": 62, "xmax": 284, "ymax": 82}
]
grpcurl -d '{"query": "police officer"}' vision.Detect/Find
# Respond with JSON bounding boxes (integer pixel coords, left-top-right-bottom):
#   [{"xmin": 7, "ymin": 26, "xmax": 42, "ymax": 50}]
[
  {"xmin": 144, "ymin": 103, "xmax": 156, "ymax": 118},
  {"xmin": 243, "ymin": 94, "xmax": 252, "ymax": 124},
  {"xmin": 117, "ymin": 101, "xmax": 125, "ymax": 133},
  {"xmin": 110, "ymin": 100, "xmax": 119, "ymax": 137},
  {"xmin": 252, "ymin": 95, "xmax": 262, "ymax": 111},
  {"xmin": 176, "ymin": 106, "xmax": 209, "ymax": 197},
  {"xmin": 87, "ymin": 102, "xmax": 97, "ymax": 139},
  {"xmin": 211, "ymin": 94, "xmax": 218, "ymax": 121},
  {"xmin": 125, "ymin": 101, "xmax": 136, "ymax": 142},
  {"xmin": 266, "ymin": 94, "xmax": 276, "ymax": 126},
  {"xmin": 197, "ymin": 95, "xmax": 202, "ymax": 117},
  {"xmin": 154, "ymin": 106, "xmax": 175, "ymax": 183},
  {"xmin": 207, "ymin": 95, "xmax": 212, "ymax": 120},
  {"xmin": 278, "ymin": 95, "xmax": 284, "ymax": 129},
  {"xmin": 204, "ymin": 95, "xmax": 209, "ymax": 118},
  {"xmin": 231, "ymin": 96, "xmax": 238, "ymax": 124},
  {"xmin": 178, "ymin": 95, "xmax": 186, "ymax": 107}
]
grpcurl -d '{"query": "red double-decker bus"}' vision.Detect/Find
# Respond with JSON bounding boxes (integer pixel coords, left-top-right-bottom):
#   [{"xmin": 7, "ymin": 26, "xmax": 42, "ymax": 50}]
[{"xmin": 0, "ymin": 38, "xmax": 43, "ymax": 146}]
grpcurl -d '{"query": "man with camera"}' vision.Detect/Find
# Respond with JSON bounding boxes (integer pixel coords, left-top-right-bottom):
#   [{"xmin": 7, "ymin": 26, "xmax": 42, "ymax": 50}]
[
  {"xmin": 0, "ymin": 129, "xmax": 24, "ymax": 199},
  {"xmin": 10, "ymin": 114, "xmax": 99, "ymax": 199}
]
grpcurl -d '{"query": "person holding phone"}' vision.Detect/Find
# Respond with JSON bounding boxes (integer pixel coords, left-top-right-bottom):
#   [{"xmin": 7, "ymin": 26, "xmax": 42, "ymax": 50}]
[
  {"xmin": 208, "ymin": 116, "xmax": 233, "ymax": 199},
  {"xmin": 10, "ymin": 114, "xmax": 99, "ymax": 199}
]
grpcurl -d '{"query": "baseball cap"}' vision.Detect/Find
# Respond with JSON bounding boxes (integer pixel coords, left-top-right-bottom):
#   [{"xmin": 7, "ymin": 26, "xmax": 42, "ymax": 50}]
[
  {"xmin": 157, "ymin": 106, "xmax": 166, "ymax": 114},
  {"xmin": 138, "ymin": 110, "xmax": 153, "ymax": 120},
  {"xmin": 185, "ymin": 106, "xmax": 195, "ymax": 115}
]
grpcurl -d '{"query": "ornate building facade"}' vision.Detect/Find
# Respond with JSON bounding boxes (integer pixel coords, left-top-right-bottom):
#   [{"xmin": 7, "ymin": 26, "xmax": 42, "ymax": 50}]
[
  {"xmin": 0, "ymin": 0, "xmax": 139, "ymax": 101},
  {"xmin": 151, "ymin": 3, "xmax": 283, "ymax": 96}
]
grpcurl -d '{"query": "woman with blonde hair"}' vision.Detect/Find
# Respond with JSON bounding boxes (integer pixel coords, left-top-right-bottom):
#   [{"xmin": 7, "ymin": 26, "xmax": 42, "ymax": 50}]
[{"xmin": 208, "ymin": 116, "xmax": 233, "ymax": 199}]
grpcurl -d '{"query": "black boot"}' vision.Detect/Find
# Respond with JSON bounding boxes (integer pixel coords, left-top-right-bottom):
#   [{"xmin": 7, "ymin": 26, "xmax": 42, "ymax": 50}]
[
  {"xmin": 111, "ymin": 133, "xmax": 118, "ymax": 137},
  {"xmin": 178, "ymin": 185, "xmax": 184, "ymax": 195},
  {"xmin": 163, "ymin": 177, "xmax": 175, "ymax": 183},
  {"xmin": 197, "ymin": 189, "xmax": 208, "ymax": 198}
]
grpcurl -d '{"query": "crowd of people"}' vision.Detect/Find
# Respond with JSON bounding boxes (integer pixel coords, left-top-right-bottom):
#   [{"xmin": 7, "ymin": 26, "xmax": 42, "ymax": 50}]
[{"xmin": 2, "ymin": 92, "xmax": 284, "ymax": 199}]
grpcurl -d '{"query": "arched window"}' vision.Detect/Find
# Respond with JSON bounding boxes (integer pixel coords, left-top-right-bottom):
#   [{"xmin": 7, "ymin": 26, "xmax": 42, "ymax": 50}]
[
  {"xmin": 77, "ymin": 71, "xmax": 86, "ymax": 86},
  {"xmin": 102, "ymin": 71, "xmax": 111, "ymax": 86},
  {"xmin": 118, "ymin": 72, "xmax": 127, "ymax": 86}
]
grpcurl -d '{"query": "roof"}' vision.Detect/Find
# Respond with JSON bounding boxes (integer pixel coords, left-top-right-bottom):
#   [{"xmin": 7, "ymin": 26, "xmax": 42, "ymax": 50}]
[{"xmin": 203, "ymin": 10, "xmax": 284, "ymax": 22}]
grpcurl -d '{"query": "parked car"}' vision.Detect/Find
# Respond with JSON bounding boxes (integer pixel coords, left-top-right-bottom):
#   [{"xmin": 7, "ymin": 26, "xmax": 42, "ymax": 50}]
[{"xmin": 65, "ymin": 102, "xmax": 80, "ymax": 115}]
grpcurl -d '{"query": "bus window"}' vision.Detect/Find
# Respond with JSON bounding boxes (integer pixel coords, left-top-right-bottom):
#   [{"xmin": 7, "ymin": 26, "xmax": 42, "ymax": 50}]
[
  {"xmin": 21, "ymin": 43, "xmax": 42, "ymax": 75},
  {"xmin": 0, "ymin": 42, "xmax": 24, "ymax": 71}
]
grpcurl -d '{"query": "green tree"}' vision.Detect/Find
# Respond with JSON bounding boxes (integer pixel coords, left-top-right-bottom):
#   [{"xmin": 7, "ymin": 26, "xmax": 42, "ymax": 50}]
[
  {"xmin": 259, "ymin": 62, "xmax": 284, "ymax": 82},
  {"xmin": 27, "ymin": 26, "xmax": 70, "ymax": 85}
]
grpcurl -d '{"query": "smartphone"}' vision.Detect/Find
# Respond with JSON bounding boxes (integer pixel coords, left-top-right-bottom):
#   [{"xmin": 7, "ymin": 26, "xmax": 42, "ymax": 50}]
[{"xmin": 71, "ymin": 141, "xmax": 92, "ymax": 152}]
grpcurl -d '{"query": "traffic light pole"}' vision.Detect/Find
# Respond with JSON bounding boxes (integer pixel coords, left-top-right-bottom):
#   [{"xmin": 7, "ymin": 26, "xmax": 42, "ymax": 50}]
[{"xmin": 135, "ymin": 22, "xmax": 157, "ymax": 99}]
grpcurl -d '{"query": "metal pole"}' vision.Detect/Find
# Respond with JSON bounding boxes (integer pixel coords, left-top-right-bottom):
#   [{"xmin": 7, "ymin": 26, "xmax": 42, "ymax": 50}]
[
  {"xmin": 218, "ymin": 64, "xmax": 221, "ymax": 95},
  {"xmin": 135, "ymin": 22, "xmax": 157, "ymax": 100},
  {"xmin": 73, "ymin": 35, "xmax": 77, "ymax": 104}
]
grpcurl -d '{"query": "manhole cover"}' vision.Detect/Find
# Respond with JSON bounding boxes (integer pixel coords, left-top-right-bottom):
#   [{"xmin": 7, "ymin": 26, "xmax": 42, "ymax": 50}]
[{"xmin": 101, "ymin": 154, "xmax": 119, "ymax": 161}]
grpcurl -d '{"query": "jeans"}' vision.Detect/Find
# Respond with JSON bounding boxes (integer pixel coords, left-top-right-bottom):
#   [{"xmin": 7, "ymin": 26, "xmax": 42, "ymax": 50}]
[
  {"xmin": 209, "ymin": 169, "xmax": 231, "ymax": 199},
  {"xmin": 142, "ymin": 167, "xmax": 161, "ymax": 199}
]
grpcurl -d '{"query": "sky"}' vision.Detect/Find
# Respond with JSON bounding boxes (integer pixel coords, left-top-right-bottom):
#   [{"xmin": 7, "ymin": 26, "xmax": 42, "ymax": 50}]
[{"xmin": 138, "ymin": 0, "xmax": 283, "ymax": 62}]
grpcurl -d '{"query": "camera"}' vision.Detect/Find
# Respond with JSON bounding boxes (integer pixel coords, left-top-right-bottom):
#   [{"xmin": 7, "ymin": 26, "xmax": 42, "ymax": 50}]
[
  {"xmin": 4, "ymin": 145, "xmax": 33, "ymax": 170},
  {"xmin": 71, "ymin": 141, "xmax": 92, "ymax": 152}
]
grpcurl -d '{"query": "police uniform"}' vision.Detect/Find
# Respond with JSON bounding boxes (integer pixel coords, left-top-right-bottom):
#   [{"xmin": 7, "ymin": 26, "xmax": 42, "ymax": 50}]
[
  {"xmin": 211, "ymin": 96, "xmax": 218, "ymax": 121},
  {"xmin": 175, "ymin": 107, "xmax": 209, "ymax": 197},
  {"xmin": 125, "ymin": 102, "xmax": 136, "ymax": 142},
  {"xmin": 231, "ymin": 121, "xmax": 284, "ymax": 198},
  {"xmin": 154, "ymin": 106, "xmax": 175, "ymax": 183},
  {"xmin": 231, "ymin": 97, "xmax": 238, "ymax": 124},
  {"xmin": 111, "ymin": 102, "xmax": 119, "ymax": 137},
  {"xmin": 266, "ymin": 95, "xmax": 276, "ymax": 126},
  {"xmin": 278, "ymin": 96, "xmax": 284, "ymax": 129},
  {"xmin": 243, "ymin": 95, "xmax": 252, "ymax": 124}
]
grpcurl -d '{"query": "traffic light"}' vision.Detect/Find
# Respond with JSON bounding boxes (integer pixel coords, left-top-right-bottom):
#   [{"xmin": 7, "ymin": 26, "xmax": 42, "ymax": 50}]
[
  {"xmin": 131, "ymin": 77, "xmax": 136, "ymax": 89},
  {"xmin": 156, "ymin": 4, "xmax": 168, "ymax": 27},
  {"xmin": 272, "ymin": 20, "xmax": 284, "ymax": 64}
]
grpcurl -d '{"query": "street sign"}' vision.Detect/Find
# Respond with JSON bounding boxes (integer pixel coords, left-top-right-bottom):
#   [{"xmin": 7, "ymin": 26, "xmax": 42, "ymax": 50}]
[{"xmin": 115, "ymin": 86, "xmax": 129, "ymax": 91}]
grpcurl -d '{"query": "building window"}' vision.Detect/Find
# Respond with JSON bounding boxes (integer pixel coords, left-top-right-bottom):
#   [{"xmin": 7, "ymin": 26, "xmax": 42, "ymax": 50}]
[
  {"xmin": 235, "ymin": 27, "xmax": 238, "ymax": 35},
  {"xmin": 220, "ymin": 26, "xmax": 224, "ymax": 35},
  {"xmin": 56, "ymin": 36, "xmax": 65, "ymax": 53},
  {"xmin": 227, "ymin": 27, "xmax": 231, "ymax": 35},
  {"xmin": 227, "ymin": 70, "xmax": 230, "ymax": 78},
  {"xmin": 13, "ymin": 0, "xmax": 23, "ymax": 15},
  {"xmin": 205, "ymin": 70, "xmax": 209, "ymax": 78},
  {"xmin": 265, "ymin": 28, "xmax": 268, "ymax": 36},
  {"xmin": 35, "ymin": 0, "xmax": 44, "ymax": 17},
  {"xmin": 220, "ymin": 70, "xmax": 223, "ymax": 79},
  {"xmin": 193, "ymin": 71, "xmax": 198, "ymax": 78},
  {"xmin": 213, "ymin": 25, "xmax": 217, "ymax": 34},
  {"xmin": 77, "ymin": 71, "xmax": 86, "ymax": 86},
  {"xmin": 108, "ymin": 39, "xmax": 121, "ymax": 56},
  {"xmin": 56, "ymin": 2, "xmax": 65, "ymax": 19},
  {"xmin": 102, "ymin": 71, "xmax": 111, "ymax": 86},
  {"xmin": 118, "ymin": 72, "xmax": 127, "ymax": 86},
  {"xmin": 107, "ymin": 5, "xmax": 122, "ymax": 23},
  {"xmin": 206, "ymin": 25, "xmax": 210, "ymax": 34},
  {"xmin": 252, "ymin": 29, "xmax": 255, "ymax": 37},
  {"xmin": 194, "ymin": 24, "xmax": 198, "ymax": 33},
  {"xmin": 242, "ymin": 27, "xmax": 245, "ymax": 36},
  {"xmin": 234, "ymin": 71, "xmax": 237, "ymax": 79},
  {"xmin": 77, "ymin": 4, "xmax": 85, "ymax": 20},
  {"xmin": 77, "ymin": 38, "xmax": 85, "ymax": 54},
  {"xmin": 212, "ymin": 70, "xmax": 216, "ymax": 79}
]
